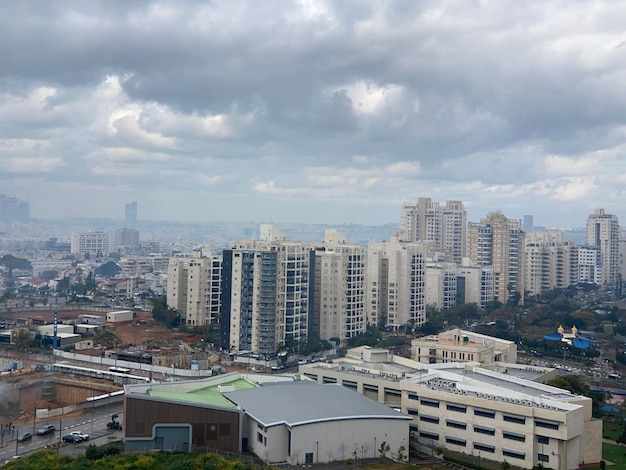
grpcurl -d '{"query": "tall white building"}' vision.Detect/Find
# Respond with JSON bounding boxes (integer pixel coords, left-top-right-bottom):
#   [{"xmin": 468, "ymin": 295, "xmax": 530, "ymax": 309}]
[
  {"xmin": 366, "ymin": 241, "xmax": 429, "ymax": 329},
  {"xmin": 425, "ymin": 258, "xmax": 457, "ymax": 310},
  {"xmin": 221, "ymin": 227, "xmax": 309, "ymax": 355},
  {"xmin": 167, "ymin": 251, "xmax": 222, "ymax": 326},
  {"xmin": 71, "ymin": 231, "xmax": 110, "ymax": 256},
  {"xmin": 577, "ymin": 246, "xmax": 602, "ymax": 285},
  {"xmin": 456, "ymin": 259, "xmax": 494, "ymax": 309},
  {"xmin": 467, "ymin": 212, "xmax": 525, "ymax": 305},
  {"xmin": 400, "ymin": 198, "xmax": 467, "ymax": 263},
  {"xmin": 524, "ymin": 232, "xmax": 578, "ymax": 297},
  {"xmin": 586, "ymin": 208, "xmax": 620, "ymax": 287},
  {"xmin": 310, "ymin": 230, "xmax": 366, "ymax": 341}
]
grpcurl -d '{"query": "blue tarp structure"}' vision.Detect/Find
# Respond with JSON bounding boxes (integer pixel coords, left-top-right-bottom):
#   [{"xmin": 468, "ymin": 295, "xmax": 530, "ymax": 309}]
[
  {"xmin": 600, "ymin": 405, "xmax": 620, "ymax": 413},
  {"xmin": 543, "ymin": 331, "xmax": 592, "ymax": 349},
  {"xmin": 544, "ymin": 333, "xmax": 562, "ymax": 341}
]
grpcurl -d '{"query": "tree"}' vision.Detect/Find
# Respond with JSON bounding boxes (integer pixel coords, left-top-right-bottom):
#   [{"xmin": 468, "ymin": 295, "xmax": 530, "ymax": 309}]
[
  {"xmin": 95, "ymin": 261, "xmax": 121, "ymax": 278},
  {"xmin": 56, "ymin": 277, "xmax": 70, "ymax": 294},
  {"xmin": 39, "ymin": 270, "xmax": 58, "ymax": 281},
  {"xmin": 378, "ymin": 441, "xmax": 390, "ymax": 460},
  {"xmin": 0, "ymin": 255, "xmax": 32, "ymax": 278},
  {"xmin": 548, "ymin": 375, "xmax": 608, "ymax": 417},
  {"xmin": 151, "ymin": 297, "xmax": 180, "ymax": 328}
]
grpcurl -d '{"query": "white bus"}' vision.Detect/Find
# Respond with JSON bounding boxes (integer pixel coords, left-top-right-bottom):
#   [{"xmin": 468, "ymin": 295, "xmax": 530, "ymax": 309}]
[{"xmin": 108, "ymin": 366, "xmax": 131, "ymax": 374}]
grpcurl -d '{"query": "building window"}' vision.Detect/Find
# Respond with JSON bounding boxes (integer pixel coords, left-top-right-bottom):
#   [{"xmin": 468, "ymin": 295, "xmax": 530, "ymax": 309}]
[
  {"xmin": 535, "ymin": 420, "xmax": 559, "ymax": 430},
  {"xmin": 257, "ymin": 432, "xmax": 263, "ymax": 443},
  {"xmin": 420, "ymin": 415, "xmax": 439, "ymax": 424},
  {"xmin": 445, "ymin": 436, "xmax": 466, "ymax": 447},
  {"xmin": 537, "ymin": 435, "xmax": 549, "ymax": 445},
  {"xmin": 407, "ymin": 408, "xmax": 419, "ymax": 416},
  {"xmin": 446, "ymin": 419, "xmax": 466, "ymax": 430},
  {"xmin": 473, "ymin": 442, "xmax": 495, "ymax": 453},
  {"xmin": 474, "ymin": 409, "xmax": 495, "ymax": 419},
  {"xmin": 503, "ymin": 431, "xmax": 525, "ymax": 442},
  {"xmin": 446, "ymin": 404, "xmax": 467, "ymax": 413},
  {"xmin": 538, "ymin": 453, "xmax": 550, "ymax": 462},
  {"xmin": 420, "ymin": 399, "xmax": 440, "ymax": 408},
  {"xmin": 473, "ymin": 425, "xmax": 495, "ymax": 436},
  {"xmin": 503, "ymin": 449, "xmax": 525, "ymax": 460},
  {"xmin": 407, "ymin": 392, "xmax": 419, "ymax": 401},
  {"xmin": 419, "ymin": 431, "xmax": 439, "ymax": 441},
  {"xmin": 503, "ymin": 414, "xmax": 525, "ymax": 425}
]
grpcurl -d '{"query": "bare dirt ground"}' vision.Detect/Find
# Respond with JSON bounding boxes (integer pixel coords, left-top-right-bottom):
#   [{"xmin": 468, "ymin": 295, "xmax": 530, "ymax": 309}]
[{"xmin": 111, "ymin": 311, "xmax": 202, "ymax": 346}]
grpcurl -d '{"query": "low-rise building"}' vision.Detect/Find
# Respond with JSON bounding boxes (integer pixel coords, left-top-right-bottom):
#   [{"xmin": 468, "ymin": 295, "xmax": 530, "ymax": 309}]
[
  {"xmin": 299, "ymin": 346, "xmax": 601, "ymax": 469},
  {"xmin": 411, "ymin": 328, "xmax": 517, "ymax": 365},
  {"xmin": 123, "ymin": 372, "xmax": 410, "ymax": 465}
]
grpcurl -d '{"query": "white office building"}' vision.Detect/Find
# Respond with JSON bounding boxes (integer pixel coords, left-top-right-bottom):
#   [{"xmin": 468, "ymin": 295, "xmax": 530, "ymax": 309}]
[
  {"xmin": 586, "ymin": 208, "xmax": 620, "ymax": 287},
  {"xmin": 71, "ymin": 231, "xmax": 110, "ymax": 256}
]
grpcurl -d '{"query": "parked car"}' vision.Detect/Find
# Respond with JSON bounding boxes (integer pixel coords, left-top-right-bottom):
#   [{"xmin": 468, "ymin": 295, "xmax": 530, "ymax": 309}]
[
  {"xmin": 36, "ymin": 424, "xmax": 56, "ymax": 436},
  {"xmin": 17, "ymin": 432, "xmax": 33, "ymax": 442},
  {"xmin": 107, "ymin": 420, "xmax": 122, "ymax": 430},
  {"xmin": 69, "ymin": 431, "xmax": 89, "ymax": 440},
  {"xmin": 62, "ymin": 434, "xmax": 83, "ymax": 443}
]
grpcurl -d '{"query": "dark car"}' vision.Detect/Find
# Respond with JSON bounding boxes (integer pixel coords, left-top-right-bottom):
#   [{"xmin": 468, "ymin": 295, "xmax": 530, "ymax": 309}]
[
  {"xmin": 62, "ymin": 433, "xmax": 83, "ymax": 443},
  {"xmin": 107, "ymin": 421, "xmax": 122, "ymax": 430},
  {"xmin": 17, "ymin": 432, "xmax": 33, "ymax": 442},
  {"xmin": 36, "ymin": 424, "xmax": 55, "ymax": 436}
]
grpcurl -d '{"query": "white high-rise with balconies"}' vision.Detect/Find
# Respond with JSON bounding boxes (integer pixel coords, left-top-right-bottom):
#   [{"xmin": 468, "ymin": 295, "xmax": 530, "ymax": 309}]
[
  {"xmin": 310, "ymin": 229, "xmax": 366, "ymax": 341},
  {"xmin": 524, "ymin": 232, "xmax": 578, "ymax": 297},
  {"xmin": 467, "ymin": 212, "xmax": 525, "ymax": 305},
  {"xmin": 399, "ymin": 198, "xmax": 466, "ymax": 263},
  {"xmin": 366, "ymin": 240, "xmax": 429, "ymax": 329},
  {"xmin": 586, "ymin": 208, "xmax": 620, "ymax": 287}
]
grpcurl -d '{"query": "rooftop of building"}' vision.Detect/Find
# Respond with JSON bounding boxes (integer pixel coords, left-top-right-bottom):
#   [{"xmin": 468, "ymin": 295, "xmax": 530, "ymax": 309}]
[{"xmin": 224, "ymin": 381, "xmax": 411, "ymax": 428}]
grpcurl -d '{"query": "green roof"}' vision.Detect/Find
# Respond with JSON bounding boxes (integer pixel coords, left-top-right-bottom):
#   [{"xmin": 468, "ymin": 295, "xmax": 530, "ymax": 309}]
[{"xmin": 149, "ymin": 378, "xmax": 257, "ymax": 408}]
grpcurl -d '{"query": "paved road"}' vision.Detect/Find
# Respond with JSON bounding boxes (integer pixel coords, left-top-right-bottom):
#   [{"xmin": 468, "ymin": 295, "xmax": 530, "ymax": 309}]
[{"xmin": 0, "ymin": 404, "xmax": 123, "ymax": 462}]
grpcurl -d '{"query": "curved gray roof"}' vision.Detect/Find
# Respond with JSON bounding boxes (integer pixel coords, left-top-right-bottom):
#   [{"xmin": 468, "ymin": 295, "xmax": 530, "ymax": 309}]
[{"xmin": 224, "ymin": 381, "xmax": 410, "ymax": 427}]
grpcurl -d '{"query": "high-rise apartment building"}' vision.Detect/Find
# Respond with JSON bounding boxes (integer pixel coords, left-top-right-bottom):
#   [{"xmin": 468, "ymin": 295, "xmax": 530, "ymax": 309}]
[
  {"xmin": 586, "ymin": 208, "xmax": 620, "ymax": 287},
  {"xmin": 167, "ymin": 250, "xmax": 222, "ymax": 327},
  {"xmin": 366, "ymin": 241, "xmax": 428, "ymax": 329},
  {"xmin": 114, "ymin": 227, "xmax": 140, "ymax": 248},
  {"xmin": 309, "ymin": 230, "xmax": 366, "ymax": 341},
  {"xmin": 578, "ymin": 246, "xmax": 603, "ymax": 285},
  {"xmin": 456, "ymin": 259, "xmax": 494, "ymax": 309},
  {"xmin": 467, "ymin": 212, "xmax": 525, "ymax": 304},
  {"xmin": 425, "ymin": 259, "xmax": 457, "ymax": 310},
  {"xmin": 524, "ymin": 232, "xmax": 578, "ymax": 297},
  {"xmin": 125, "ymin": 201, "xmax": 138, "ymax": 229},
  {"xmin": 399, "ymin": 198, "xmax": 466, "ymax": 263},
  {"xmin": 70, "ymin": 231, "xmax": 110, "ymax": 256},
  {"xmin": 221, "ymin": 227, "xmax": 309, "ymax": 355}
]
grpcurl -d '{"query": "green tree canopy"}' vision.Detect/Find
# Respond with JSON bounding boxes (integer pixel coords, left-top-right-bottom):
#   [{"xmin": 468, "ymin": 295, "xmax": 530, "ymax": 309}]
[
  {"xmin": 0, "ymin": 254, "xmax": 32, "ymax": 278},
  {"xmin": 95, "ymin": 261, "xmax": 121, "ymax": 278},
  {"xmin": 39, "ymin": 269, "xmax": 58, "ymax": 281}
]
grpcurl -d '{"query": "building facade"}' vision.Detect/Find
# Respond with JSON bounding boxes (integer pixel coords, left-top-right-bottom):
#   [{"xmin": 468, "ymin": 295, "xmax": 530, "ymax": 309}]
[
  {"xmin": 467, "ymin": 212, "xmax": 525, "ymax": 305},
  {"xmin": 366, "ymin": 241, "xmax": 428, "ymax": 329},
  {"xmin": 167, "ymin": 253, "xmax": 222, "ymax": 326},
  {"xmin": 309, "ymin": 230, "xmax": 366, "ymax": 341},
  {"xmin": 70, "ymin": 231, "xmax": 110, "ymax": 256},
  {"xmin": 524, "ymin": 232, "xmax": 578, "ymax": 297},
  {"xmin": 221, "ymin": 230, "xmax": 309, "ymax": 356},
  {"xmin": 399, "ymin": 198, "xmax": 467, "ymax": 263},
  {"xmin": 586, "ymin": 208, "xmax": 620, "ymax": 287}
]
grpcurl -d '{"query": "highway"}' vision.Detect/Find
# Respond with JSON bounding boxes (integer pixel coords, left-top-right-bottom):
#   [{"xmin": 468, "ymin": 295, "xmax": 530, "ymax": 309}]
[{"xmin": 0, "ymin": 403, "xmax": 123, "ymax": 462}]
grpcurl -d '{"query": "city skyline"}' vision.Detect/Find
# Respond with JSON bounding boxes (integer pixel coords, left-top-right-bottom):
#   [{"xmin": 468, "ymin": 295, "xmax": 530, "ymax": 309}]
[{"xmin": 1, "ymin": 2, "xmax": 626, "ymax": 226}]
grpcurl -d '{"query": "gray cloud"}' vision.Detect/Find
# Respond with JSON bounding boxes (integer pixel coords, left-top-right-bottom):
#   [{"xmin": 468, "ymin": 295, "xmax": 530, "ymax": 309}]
[{"xmin": 1, "ymin": 0, "xmax": 625, "ymax": 227}]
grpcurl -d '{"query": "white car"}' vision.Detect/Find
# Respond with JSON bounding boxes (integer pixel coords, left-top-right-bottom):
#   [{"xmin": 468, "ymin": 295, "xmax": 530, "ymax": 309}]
[{"xmin": 69, "ymin": 431, "xmax": 90, "ymax": 440}]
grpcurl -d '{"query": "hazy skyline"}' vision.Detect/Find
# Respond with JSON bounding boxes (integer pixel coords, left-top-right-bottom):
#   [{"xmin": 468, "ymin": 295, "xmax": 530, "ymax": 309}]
[{"xmin": 1, "ymin": 1, "xmax": 625, "ymax": 228}]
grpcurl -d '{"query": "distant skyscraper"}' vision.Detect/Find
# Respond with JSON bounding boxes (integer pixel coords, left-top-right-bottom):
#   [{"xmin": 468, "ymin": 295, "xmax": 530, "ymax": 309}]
[
  {"xmin": 467, "ymin": 211, "xmax": 525, "ymax": 305},
  {"xmin": 523, "ymin": 215, "xmax": 534, "ymax": 233},
  {"xmin": 399, "ymin": 198, "xmax": 466, "ymax": 263},
  {"xmin": 586, "ymin": 208, "xmax": 620, "ymax": 286},
  {"xmin": 125, "ymin": 201, "xmax": 137, "ymax": 229},
  {"xmin": 0, "ymin": 194, "xmax": 29, "ymax": 223}
]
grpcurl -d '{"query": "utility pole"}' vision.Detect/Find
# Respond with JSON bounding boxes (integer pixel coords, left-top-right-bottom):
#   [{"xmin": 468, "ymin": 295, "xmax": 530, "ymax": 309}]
[{"xmin": 32, "ymin": 400, "xmax": 37, "ymax": 434}]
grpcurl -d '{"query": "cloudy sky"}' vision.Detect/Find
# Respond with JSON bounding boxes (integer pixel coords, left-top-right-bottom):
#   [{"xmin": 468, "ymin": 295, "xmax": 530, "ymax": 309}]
[{"xmin": 2, "ymin": 1, "xmax": 626, "ymax": 227}]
